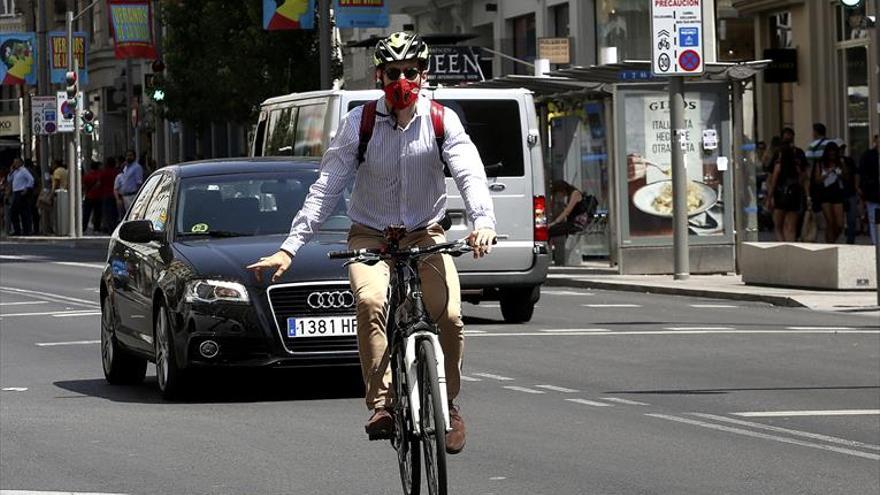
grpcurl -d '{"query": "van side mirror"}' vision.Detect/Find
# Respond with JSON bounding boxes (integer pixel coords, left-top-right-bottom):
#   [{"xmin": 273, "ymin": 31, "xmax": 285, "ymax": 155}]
[{"xmin": 119, "ymin": 219, "xmax": 163, "ymax": 243}]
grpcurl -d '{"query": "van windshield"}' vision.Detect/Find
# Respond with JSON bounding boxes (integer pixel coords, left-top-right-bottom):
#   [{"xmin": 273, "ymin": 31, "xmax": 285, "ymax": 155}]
[{"xmin": 347, "ymin": 99, "xmax": 525, "ymax": 177}]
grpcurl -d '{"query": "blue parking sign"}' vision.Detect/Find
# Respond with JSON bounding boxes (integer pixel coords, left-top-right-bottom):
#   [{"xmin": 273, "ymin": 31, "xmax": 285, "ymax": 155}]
[{"xmin": 680, "ymin": 27, "xmax": 699, "ymax": 48}]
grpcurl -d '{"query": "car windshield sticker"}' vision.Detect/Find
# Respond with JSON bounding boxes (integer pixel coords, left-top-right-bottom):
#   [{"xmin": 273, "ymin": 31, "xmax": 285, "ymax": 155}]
[{"xmin": 191, "ymin": 223, "xmax": 209, "ymax": 233}]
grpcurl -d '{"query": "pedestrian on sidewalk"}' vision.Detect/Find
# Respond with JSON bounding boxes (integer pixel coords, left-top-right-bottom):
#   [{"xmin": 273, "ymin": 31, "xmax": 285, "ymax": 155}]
[
  {"xmin": 766, "ymin": 145, "xmax": 806, "ymax": 241},
  {"xmin": 117, "ymin": 150, "xmax": 143, "ymax": 213},
  {"xmin": 838, "ymin": 141, "xmax": 860, "ymax": 244},
  {"xmin": 100, "ymin": 157, "xmax": 120, "ymax": 232},
  {"xmin": 82, "ymin": 161, "xmax": 103, "ymax": 233},
  {"xmin": 8, "ymin": 158, "xmax": 34, "ymax": 236},
  {"xmin": 0, "ymin": 164, "xmax": 10, "ymax": 235},
  {"xmin": 812, "ymin": 142, "xmax": 847, "ymax": 243},
  {"xmin": 857, "ymin": 134, "xmax": 879, "ymax": 245}
]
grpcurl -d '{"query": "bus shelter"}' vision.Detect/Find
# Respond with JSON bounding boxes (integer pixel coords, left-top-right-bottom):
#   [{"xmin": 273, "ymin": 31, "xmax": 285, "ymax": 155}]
[{"xmin": 472, "ymin": 60, "xmax": 768, "ymax": 274}]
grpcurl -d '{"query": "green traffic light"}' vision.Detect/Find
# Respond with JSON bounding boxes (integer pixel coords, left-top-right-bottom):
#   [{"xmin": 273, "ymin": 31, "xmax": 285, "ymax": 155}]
[
  {"xmin": 153, "ymin": 89, "xmax": 165, "ymax": 101},
  {"xmin": 82, "ymin": 122, "xmax": 95, "ymax": 134}
]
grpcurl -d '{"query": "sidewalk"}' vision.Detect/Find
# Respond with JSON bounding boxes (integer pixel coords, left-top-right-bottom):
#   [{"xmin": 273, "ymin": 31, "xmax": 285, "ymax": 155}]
[
  {"xmin": 547, "ymin": 266, "xmax": 880, "ymax": 314},
  {"xmin": 0, "ymin": 235, "xmax": 111, "ymax": 249}
]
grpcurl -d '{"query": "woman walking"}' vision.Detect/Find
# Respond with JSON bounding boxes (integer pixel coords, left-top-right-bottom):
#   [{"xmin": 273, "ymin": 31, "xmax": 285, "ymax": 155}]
[
  {"xmin": 812, "ymin": 142, "xmax": 847, "ymax": 243},
  {"xmin": 766, "ymin": 147, "xmax": 805, "ymax": 241}
]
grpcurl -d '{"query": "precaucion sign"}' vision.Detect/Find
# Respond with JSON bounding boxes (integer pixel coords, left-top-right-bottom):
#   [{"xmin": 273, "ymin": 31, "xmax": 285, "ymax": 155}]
[{"xmin": 651, "ymin": 0, "xmax": 704, "ymax": 75}]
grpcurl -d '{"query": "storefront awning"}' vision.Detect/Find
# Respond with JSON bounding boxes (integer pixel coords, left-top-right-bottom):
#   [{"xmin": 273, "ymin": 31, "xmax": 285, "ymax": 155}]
[
  {"xmin": 466, "ymin": 75, "xmax": 607, "ymax": 99},
  {"xmin": 549, "ymin": 60, "xmax": 772, "ymax": 83}
]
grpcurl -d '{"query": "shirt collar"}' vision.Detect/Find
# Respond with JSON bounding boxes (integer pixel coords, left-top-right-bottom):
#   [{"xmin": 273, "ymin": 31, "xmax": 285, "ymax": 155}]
[{"xmin": 375, "ymin": 94, "xmax": 430, "ymax": 124}]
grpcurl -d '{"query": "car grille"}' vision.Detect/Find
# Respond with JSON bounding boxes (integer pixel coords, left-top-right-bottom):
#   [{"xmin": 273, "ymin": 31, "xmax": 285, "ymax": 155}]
[{"xmin": 268, "ymin": 283, "xmax": 358, "ymax": 354}]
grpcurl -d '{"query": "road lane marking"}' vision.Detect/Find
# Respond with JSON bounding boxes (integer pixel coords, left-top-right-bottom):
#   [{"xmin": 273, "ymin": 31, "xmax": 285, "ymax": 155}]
[
  {"xmin": 582, "ymin": 304, "xmax": 641, "ymax": 308},
  {"xmin": 463, "ymin": 330, "xmax": 487, "ymax": 334},
  {"xmin": 1, "ymin": 387, "xmax": 28, "ymax": 392},
  {"xmin": 646, "ymin": 413, "xmax": 880, "ymax": 460},
  {"xmin": 542, "ymin": 290, "xmax": 595, "ymax": 296},
  {"xmin": 732, "ymin": 409, "xmax": 880, "ymax": 417},
  {"xmin": 0, "ymin": 301, "xmax": 48, "ymax": 306},
  {"xmin": 539, "ymin": 328, "xmax": 610, "ymax": 333},
  {"xmin": 503, "ymin": 386, "xmax": 545, "ymax": 394},
  {"xmin": 0, "ymin": 287, "xmax": 98, "ymax": 308},
  {"xmin": 35, "ymin": 340, "xmax": 100, "ymax": 347},
  {"xmin": 460, "ymin": 375, "xmax": 482, "ymax": 382},
  {"xmin": 534, "ymin": 384, "xmax": 579, "ymax": 393},
  {"xmin": 51, "ymin": 312, "xmax": 101, "ymax": 318},
  {"xmin": 663, "ymin": 327, "xmax": 735, "ymax": 331},
  {"xmin": 690, "ymin": 413, "xmax": 880, "ymax": 451},
  {"xmin": 786, "ymin": 326, "xmax": 855, "ymax": 331},
  {"xmin": 472, "ymin": 372, "xmax": 514, "ymax": 381},
  {"xmin": 0, "ymin": 492, "xmax": 130, "ymax": 495},
  {"xmin": 465, "ymin": 329, "xmax": 880, "ymax": 337},
  {"xmin": 566, "ymin": 398, "xmax": 613, "ymax": 407},
  {"xmin": 0, "ymin": 309, "xmax": 99, "ymax": 318},
  {"xmin": 600, "ymin": 397, "xmax": 649, "ymax": 406},
  {"xmin": 690, "ymin": 304, "xmax": 739, "ymax": 308}
]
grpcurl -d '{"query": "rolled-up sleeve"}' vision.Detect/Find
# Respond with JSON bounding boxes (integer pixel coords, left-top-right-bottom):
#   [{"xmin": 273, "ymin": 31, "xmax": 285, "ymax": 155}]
[
  {"xmin": 441, "ymin": 109, "xmax": 496, "ymax": 231},
  {"xmin": 280, "ymin": 108, "xmax": 361, "ymax": 256}
]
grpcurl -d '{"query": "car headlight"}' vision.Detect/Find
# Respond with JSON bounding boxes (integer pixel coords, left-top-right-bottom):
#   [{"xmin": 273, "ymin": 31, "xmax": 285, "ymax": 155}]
[{"xmin": 185, "ymin": 280, "xmax": 250, "ymax": 304}]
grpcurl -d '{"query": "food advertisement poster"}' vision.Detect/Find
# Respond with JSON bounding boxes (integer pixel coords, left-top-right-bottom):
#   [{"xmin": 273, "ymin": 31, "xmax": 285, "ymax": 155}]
[{"xmin": 622, "ymin": 90, "xmax": 725, "ymax": 238}]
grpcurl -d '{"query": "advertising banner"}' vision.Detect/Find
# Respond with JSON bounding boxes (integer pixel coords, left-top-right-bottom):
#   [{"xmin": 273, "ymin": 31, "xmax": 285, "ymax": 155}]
[
  {"xmin": 623, "ymin": 90, "xmax": 725, "ymax": 237},
  {"xmin": 263, "ymin": 0, "xmax": 315, "ymax": 30},
  {"xmin": 0, "ymin": 33, "xmax": 37, "ymax": 86},
  {"xmin": 48, "ymin": 32, "xmax": 88, "ymax": 84},
  {"xmin": 108, "ymin": 0, "xmax": 157, "ymax": 59},
  {"xmin": 427, "ymin": 46, "xmax": 489, "ymax": 85},
  {"xmin": 0, "ymin": 114, "xmax": 20, "ymax": 137},
  {"xmin": 334, "ymin": 0, "xmax": 388, "ymax": 28}
]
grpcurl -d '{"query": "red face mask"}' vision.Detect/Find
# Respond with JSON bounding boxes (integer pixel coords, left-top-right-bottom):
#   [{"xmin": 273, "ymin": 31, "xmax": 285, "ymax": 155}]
[{"xmin": 383, "ymin": 78, "xmax": 420, "ymax": 110}]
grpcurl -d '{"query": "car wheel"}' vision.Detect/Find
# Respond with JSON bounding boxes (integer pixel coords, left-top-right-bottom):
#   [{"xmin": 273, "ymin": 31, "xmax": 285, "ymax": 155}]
[
  {"xmin": 154, "ymin": 305, "xmax": 188, "ymax": 400},
  {"xmin": 101, "ymin": 298, "xmax": 147, "ymax": 384},
  {"xmin": 499, "ymin": 287, "xmax": 536, "ymax": 324}
]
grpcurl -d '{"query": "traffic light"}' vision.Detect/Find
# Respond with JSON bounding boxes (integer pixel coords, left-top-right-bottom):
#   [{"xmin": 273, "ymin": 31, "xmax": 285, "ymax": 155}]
[
  {"xmin": 145, "ymin": 73, "xmax": 165, "ymax": 102},
  {"xmin": 65, "ymin": 71, "xmax": 78, "ymax": 115},
  {"xmin": 81, "ymin": 109, "xmax": 95, "ymax": 134}
]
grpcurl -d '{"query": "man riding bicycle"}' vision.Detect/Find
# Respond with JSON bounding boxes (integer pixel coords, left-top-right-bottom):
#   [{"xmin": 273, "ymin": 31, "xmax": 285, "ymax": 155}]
[{"xmin": 247, "ymin": 31, "xmax": 497, "ymax": 455}]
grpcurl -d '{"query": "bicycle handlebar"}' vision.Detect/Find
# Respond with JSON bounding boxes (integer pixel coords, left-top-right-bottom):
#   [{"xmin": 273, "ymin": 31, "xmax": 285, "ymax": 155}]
[{"xmin": 327, "ymin": 237, "xmax": 497, "ymax": 262}]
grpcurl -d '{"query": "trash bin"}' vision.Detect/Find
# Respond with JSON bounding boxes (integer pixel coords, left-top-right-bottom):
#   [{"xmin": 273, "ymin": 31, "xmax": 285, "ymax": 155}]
[{"xmin": 54, "ymin": 189, "xmax": 69, "ymax": 236}]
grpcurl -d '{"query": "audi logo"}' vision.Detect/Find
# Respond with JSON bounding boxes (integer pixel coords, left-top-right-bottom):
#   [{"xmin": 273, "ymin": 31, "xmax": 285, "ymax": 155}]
[{"xmin": 307, "ymin": 290, "xmax": 355, "ymax": 309}]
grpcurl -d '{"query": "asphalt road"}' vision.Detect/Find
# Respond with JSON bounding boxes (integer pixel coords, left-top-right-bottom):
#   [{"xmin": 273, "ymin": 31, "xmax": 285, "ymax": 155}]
[{"xmin": 1, "ymin": 242, "xmax": 878, "ymax": 495}]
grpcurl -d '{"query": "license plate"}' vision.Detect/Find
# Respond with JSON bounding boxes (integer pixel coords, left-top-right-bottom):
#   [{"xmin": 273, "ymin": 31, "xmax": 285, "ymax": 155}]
[{"xmin": 287, "ymin": 316, "xmax": 357, "ymax": 338}]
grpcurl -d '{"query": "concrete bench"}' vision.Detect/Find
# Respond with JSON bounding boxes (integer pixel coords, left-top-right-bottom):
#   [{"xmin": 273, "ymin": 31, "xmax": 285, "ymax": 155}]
[{"xmin": 741, "ymin": 242, "xmax": 876, "ymax": 290}]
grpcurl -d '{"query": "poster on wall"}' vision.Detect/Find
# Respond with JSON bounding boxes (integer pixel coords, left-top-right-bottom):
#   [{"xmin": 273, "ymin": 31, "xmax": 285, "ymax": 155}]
[
  {"xmin": 263, "ymin": 0, "xmax": 315, "ymax": 30},
  {"xmin": 623, "ymin": 90, "xmax": 725, "ymax": 238},
  {"xmin": 48, "ymin": 32, "xmax": 88, "ymax": 84},
  {"xmin": 0, "ymin": 33, "xmax": 37, "ymax": 86}
]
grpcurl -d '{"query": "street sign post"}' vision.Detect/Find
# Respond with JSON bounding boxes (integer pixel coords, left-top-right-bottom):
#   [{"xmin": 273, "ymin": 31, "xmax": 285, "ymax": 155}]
[
  {"xmin": 651, "ymin": 0, "xmax": 705, "ymax": 76},
  {"xmin": 651, "ymin": 0, "xmax": 706, "ymax": 280}
]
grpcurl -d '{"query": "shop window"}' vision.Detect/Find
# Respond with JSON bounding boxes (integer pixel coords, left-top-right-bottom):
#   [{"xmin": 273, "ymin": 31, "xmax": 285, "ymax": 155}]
[
  {"xmin": 552, "ymin": 3, "xmax": 570, "ymax": 37},
  {"xmin": 596, "ymin": 0, "xmax": 650, "ymax": 62},
  {"xmin": 842, "ymin": 46, "xmax": 870, "ymax": 159},
  {"xmin": 836, "ymin": 4, "xmax": 872, "ymax": 42}
]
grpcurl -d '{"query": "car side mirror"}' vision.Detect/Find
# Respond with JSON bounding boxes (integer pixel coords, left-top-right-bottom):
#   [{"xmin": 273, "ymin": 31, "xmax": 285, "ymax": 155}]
[{"xmin": 119, "ymin": 219, "xmax": 163, "ymax": 243}]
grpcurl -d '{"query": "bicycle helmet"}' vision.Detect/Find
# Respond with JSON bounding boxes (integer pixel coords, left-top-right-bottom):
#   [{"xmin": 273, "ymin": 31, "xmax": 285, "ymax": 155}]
[{"xmin": 373, "ymin": 32, "xmax": 429, "ymax": 67}]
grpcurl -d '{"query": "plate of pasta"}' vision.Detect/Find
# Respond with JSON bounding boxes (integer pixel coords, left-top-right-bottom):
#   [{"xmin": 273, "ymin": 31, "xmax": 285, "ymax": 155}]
[{"xmin": 632, "ymin": 180, "xmax": 717, "ymax": 218}]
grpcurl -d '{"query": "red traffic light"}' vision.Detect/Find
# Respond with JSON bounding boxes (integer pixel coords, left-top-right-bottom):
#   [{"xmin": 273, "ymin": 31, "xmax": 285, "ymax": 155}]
[{"xmin": 82, "ymin": 109, "xmax": 95, "ymax": 122}]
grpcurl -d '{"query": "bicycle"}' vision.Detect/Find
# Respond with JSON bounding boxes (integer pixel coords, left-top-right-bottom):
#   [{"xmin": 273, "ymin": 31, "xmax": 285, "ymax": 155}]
[{"xmin": 328, "ymin": 227, "xmax": 478, "ymax": 495}]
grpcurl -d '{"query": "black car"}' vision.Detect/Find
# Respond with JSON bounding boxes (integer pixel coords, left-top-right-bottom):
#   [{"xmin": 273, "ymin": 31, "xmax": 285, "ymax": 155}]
[{"xmin": 100, "ymin": 158, "xmax": 359, "ymax": 399}]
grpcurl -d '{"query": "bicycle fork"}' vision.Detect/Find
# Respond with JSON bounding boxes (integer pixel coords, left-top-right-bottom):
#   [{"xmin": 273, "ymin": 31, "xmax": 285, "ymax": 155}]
[{"xmin": 404, "ymin": 331, "xmax": 451, "ymax": 437}]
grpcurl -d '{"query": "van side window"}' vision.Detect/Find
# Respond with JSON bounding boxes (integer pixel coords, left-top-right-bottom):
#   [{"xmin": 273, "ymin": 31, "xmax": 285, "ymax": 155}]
[
  {"xmin": 293, "ymin": 103, "xmax": 328, "ymax": 156},
  {"xmin": 265, "ymin": 107, "xmax": 297, "ymax": 156},
  {"xmin": 436, "ymin": 99, "xmax": 525, "ymax": 178},
  {"xmin": 252, "ymin": 118, "xmax": 267, "ymax": 157}
]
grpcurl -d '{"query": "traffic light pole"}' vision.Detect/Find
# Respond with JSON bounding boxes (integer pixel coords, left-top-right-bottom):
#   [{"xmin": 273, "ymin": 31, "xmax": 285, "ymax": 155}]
[{"xmin": 66, "ymin": 10, "xmax": 78, "ymax": 238}]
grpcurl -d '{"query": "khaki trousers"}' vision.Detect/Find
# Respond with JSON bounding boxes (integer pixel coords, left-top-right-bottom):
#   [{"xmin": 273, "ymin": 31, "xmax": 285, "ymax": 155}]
[{"xmin": 347, "ymin": 223, "xmax": 464, "ymax": 410}]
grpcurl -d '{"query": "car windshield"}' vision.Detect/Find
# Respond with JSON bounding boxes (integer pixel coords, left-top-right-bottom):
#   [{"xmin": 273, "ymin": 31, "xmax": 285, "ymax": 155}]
[{"xmin": 175, "ymin": 171, "xmax": 351, "ymax": 237}]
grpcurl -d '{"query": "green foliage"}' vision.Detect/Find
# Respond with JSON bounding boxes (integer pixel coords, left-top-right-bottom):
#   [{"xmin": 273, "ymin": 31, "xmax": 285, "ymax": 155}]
[{"xmin": 159, "ymin": 0, "xmax": 340, "ymax": 130}]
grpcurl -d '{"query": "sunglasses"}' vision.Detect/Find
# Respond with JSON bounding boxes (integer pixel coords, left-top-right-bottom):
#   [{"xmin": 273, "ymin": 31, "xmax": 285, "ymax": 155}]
[{"xmin": 383, "ymin": 67, "xmax": 421, "ymax": 81}]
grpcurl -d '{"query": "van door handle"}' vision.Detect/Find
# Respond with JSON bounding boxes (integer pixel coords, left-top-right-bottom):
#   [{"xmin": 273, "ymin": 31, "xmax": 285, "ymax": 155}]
[{"xmin": 488, "ymin": 183, "xmax": 506, "ymax": 192}]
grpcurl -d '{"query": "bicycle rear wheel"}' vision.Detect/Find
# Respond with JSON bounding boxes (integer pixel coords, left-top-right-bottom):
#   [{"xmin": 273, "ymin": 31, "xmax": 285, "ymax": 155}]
[
  {"xmin": 393, "ymin": 352, "xmax": 421, "ymax": 495},
  {"xmin": 418, "ymin": 339, "xmax": 448, "ymax": 495}
]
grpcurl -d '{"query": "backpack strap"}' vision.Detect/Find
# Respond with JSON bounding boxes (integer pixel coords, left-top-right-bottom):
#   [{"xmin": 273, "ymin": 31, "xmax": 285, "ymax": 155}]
[
  {"xmin": 430, "ymin": 100, "xmax": 448, "ymax": 168},
  {"xmin": 357, "ymin": 100, "xmax": 378, "ymax": 167}
]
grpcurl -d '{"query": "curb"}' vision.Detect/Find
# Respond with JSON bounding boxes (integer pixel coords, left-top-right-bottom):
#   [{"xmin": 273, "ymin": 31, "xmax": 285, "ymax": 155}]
[
  {"xmin": 0, "ymin": 236, "xmax": 111, "ymax": 249},
  {"xmin": 545, "ymin": 277, "xmax": 806, "ymax": 308}
]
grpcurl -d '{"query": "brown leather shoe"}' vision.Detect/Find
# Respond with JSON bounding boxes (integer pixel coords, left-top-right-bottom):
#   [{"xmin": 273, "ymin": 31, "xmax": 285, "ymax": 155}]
[
  {"xmin": 446, "ymin": 404, "xmax": 466, "ymax": 454},
  {"xmin": 365, "ymin": 408, "xmax": 394, "ymax": 440}
]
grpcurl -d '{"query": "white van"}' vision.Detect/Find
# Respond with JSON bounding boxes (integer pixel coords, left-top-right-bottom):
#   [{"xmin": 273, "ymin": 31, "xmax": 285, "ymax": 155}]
[{"xmin": 251, "ymin": 88, "xmax": 549, "ymax": 323}]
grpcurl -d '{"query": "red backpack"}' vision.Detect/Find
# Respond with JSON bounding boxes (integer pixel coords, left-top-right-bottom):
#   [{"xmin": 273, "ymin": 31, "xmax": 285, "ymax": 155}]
[{"xmin": 357, "ymin": 99, "xmax": 447, "ymax": 167}]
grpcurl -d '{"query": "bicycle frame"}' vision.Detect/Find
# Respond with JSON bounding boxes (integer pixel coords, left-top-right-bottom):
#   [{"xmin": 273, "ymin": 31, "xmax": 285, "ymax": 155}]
[{"xmin": 387, "ymin": 248, "xmax": 451, "ymax": 438}]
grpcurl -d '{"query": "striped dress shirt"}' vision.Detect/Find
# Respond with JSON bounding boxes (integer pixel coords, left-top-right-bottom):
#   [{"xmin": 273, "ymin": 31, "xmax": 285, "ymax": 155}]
[{"xmin": 281, "ymin": 95, "xmax": 496, "ymax": 256}]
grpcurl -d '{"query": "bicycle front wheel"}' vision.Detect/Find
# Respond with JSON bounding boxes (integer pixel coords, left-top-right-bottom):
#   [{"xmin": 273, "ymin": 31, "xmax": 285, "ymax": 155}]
[{"xmin": 418, "ymin": 339, "xmax": 448, "ymax": 495}]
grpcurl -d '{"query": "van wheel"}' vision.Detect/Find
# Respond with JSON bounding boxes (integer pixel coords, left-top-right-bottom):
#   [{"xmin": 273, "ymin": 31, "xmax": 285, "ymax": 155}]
[{"xmin": 499, "ymin": 287, "xmax": 537, "ymax": 323}]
